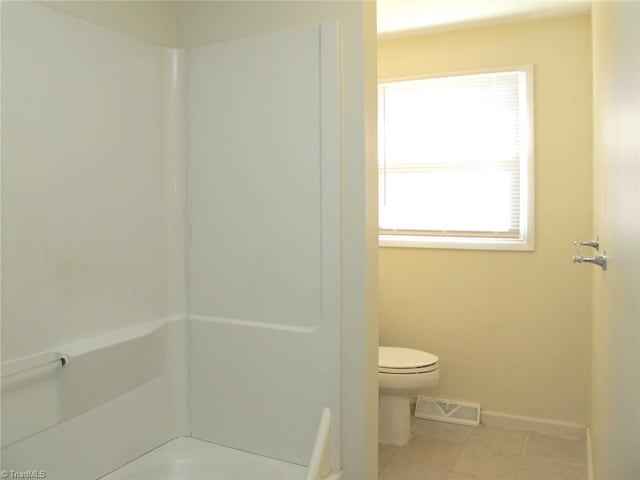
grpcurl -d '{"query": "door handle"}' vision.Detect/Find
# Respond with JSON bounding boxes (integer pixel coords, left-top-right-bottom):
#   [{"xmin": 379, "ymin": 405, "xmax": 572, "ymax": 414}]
[{"xmin": 573, "ymin": 237, "xmax": 607, "ymax": 271}]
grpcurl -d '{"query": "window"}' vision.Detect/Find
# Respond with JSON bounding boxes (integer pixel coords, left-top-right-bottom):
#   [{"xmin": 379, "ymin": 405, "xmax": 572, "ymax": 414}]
[{"xmin": 378, "ymin": 66, "xmax": 534, "ymax": 250}]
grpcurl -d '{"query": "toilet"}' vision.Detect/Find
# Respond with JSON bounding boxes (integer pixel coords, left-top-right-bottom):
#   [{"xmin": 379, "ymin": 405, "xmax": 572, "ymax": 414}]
[{"xmin": 378, "ymin": 346, "xmax": 439, "ymax": 446}]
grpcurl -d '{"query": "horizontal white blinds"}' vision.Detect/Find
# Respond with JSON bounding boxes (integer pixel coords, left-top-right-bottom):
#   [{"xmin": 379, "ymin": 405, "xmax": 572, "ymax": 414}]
[{"xmin": 379, "ymin": 69, "xmax": 528, "ymax": 238}]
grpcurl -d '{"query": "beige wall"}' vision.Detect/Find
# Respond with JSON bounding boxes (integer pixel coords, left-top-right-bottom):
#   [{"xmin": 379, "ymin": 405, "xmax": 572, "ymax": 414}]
[
  {"xmin": 591, "ymin": 2, "xmax": 640, "ymax": 478},
  {"xmin": 378, "ymin": 15, "xmax": 592, "ymax": 425},
  {"xmin": 38, "ymin": 1, "xmax": 177, "ymax": 46}
]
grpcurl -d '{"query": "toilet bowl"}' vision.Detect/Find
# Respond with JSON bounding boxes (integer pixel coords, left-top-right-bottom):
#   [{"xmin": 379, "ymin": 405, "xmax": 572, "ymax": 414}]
[{"xmin": 378, "ymin": 346, "xmax": 439, "ymax": 446}]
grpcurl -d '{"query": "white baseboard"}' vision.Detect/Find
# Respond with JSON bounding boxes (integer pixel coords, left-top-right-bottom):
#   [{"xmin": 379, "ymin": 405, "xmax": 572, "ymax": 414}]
[
  {"xmin": 480, "ymin": 411, "xmax": 586, "ymax": 440},
  {"xmin": 586, "ymin": 426, "xmax": 594, "ymax": 480}
]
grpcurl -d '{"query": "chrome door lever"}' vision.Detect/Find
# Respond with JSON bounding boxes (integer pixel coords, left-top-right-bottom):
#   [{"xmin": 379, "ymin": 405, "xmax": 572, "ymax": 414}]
[
  {"xmin": 573, "ymin": 252, "xmax": 607, "ymax": 270},
  {"xmin": 574, "ymin": 238, "xmax": 600, "ymax": 250},
  {"xmin": 573, "ymin": 237, "xmax": 607, "ymax": 270}
]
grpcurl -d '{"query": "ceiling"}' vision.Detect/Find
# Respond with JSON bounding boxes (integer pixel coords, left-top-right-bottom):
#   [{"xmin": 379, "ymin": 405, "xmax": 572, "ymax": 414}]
[{"xmin": 377, "ymin": 0, "xmax": 592, "ymax": 36}]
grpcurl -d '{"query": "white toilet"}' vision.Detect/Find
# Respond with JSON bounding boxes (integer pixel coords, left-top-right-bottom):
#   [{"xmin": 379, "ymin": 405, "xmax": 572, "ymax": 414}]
[{"xmin": 378, "ymin": 346, "xmax": 439, "ymax": 446}]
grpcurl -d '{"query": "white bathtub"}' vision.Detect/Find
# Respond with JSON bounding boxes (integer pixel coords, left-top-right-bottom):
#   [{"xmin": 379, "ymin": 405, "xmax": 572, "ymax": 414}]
[
  {"xmin": 100, "ymin": 437, "xmax": 308, "ymax": 480},
  {"xmin": 101, "ymin": 408, "xmax": 341, "ymax": 480},
  {"xmin": 1, "ymin": 317, "xmax": 341, "ymax": 480}
]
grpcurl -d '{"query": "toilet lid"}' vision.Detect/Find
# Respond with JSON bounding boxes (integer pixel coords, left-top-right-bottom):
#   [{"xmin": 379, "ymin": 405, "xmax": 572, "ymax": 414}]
[{"xmin": 379, "ymin": 346, "xmax": 438, "ymax": 373}]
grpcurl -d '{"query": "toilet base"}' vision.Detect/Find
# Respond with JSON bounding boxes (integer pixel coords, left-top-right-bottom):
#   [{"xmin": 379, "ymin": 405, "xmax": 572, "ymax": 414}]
[{"xmin": 379, "ymin": 393, "xmax": 412, "ymax": 446}]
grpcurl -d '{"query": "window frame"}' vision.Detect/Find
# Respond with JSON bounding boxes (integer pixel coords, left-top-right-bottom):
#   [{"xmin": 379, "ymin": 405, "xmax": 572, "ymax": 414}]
[{"xmin": 378, "ymin": 65, "xmax": 535, "ymax": 251}]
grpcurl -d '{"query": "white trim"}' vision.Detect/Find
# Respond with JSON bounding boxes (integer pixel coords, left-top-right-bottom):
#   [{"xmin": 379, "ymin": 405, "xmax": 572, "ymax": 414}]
[
  {"xmin": 319, "ymin": 21, "xmax": 343, "ymax": 470},
  {"xmin": 379, "ymin": 234, "xmax": 534, "ymax": 251},
  {"xmin": 189, "ymin": 314, "xmax": 317, "ymax": 334},
  {"xmin": 306, "ymin": 408, "xmax": 333, "ymax": 480},
  {"xmin": 521, "ymin": 63, "xmax": 536, "ymax": 253},
  {"xmin": 586, "ymin": 426, "xmax": 594, "ymax": 480},
  {"xmin": 481, "ymin": 411, "xmax": 586, "ymax": 440},
  {"xmin": 379, "ymin": 64, "xmax": 534, "ymax": 85}
]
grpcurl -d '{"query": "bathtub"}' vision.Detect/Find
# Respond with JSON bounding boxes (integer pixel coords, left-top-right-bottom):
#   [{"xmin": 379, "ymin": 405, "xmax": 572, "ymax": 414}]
[
  {"xmin": 101, "ymin": 408, "xmax": 342, "ymax": 480},
  {"xmin": 0, "ymin": 317, "xmax": 341, "ymax": 480},
  {"xmin": 100, "ymin": 408, "xmax": 340, "ymax": 480},
  {"xmin": 100, "ymin": 437, "xmax": 308, "ymax": 479}
]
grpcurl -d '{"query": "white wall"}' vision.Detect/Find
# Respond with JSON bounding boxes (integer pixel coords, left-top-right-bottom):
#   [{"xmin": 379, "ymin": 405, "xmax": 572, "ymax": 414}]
[
  {"xmin": 1, "ymin": 1, "xmax": 184, "ymax": 361},
  {"xmin": 591, "ymin": 2, "xmax": 640, "ymax": 478},
  {"xmin": 1, "ymin": 3, "xmax": 188, "ymax": 476}
]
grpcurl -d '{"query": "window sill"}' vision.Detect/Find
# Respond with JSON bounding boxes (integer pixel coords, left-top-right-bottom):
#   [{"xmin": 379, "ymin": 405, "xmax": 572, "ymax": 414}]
[{"xmin": 379, "ymin": 234, "xmax": 535, "ymax": 251}]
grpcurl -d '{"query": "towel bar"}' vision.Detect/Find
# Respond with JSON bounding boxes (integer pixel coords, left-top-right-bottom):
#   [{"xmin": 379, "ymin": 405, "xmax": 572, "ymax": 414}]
[{"xmin": 1, "ymin": 351, "xmax": 69, "ymax": 378}]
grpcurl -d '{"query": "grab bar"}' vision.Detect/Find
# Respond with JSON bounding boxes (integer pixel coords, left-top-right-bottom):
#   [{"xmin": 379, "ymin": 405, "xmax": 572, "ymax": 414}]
[{"xmin": 1, "ymin": 351, "xmax": 69, "ymax": 378}]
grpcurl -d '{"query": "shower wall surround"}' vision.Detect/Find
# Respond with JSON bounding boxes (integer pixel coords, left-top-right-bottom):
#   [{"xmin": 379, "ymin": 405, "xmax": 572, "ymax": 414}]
[
  {"xmin": 1, "ymin": 1, "xmax": 183, "ymax": 365},
  {"xmin": 1, "ymin": 2, "xmax": 188, "ymax": 477},
  {"xmin": 0, "ymin": 1, "xmax": 375, "ymax": 478},
  {"xmin": 187, "ymin": 24, "xmax": 340, "ymax": 465}
]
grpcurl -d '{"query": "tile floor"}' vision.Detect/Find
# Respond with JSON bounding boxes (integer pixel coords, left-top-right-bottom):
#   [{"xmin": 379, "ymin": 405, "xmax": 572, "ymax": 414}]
[{"xmin": 379, "ymin": 418, "xmax": 588, "ymax": 480}]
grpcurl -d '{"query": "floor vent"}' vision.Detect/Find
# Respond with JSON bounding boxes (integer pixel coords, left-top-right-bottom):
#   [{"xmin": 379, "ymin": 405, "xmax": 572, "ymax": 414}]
[{"xmin": 414, "ymin": 396, "xmax": 481, "ymax": 426}]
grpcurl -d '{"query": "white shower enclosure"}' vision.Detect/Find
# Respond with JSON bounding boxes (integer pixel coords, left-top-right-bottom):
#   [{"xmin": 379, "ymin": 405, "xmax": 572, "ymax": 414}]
[
  {"xmin": 187, "ymin": 24, "xmax": 341, "ymax": 464},
  {"xmin": 1, "ymin": 2, "xmax": 376, "ymax": 479}
]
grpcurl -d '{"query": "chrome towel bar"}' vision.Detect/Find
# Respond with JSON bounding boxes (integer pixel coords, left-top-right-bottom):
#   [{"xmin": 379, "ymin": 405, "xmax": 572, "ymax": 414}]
[{"xmin": 1, "ymin": 351, "xmax": 69, "ymax": 378}]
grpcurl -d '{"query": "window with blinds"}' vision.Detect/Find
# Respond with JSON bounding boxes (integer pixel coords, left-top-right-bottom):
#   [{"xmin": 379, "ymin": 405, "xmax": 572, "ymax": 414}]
[{"xmin": 378, "ymin": 66, "xmax": 534, "ymax": 250}]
